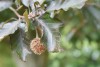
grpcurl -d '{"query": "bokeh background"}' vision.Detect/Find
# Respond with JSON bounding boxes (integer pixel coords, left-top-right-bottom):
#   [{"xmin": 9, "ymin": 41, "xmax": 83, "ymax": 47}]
[{"xmin": 0, "ymin": 0, "xmax": 100, "ymax": 67}]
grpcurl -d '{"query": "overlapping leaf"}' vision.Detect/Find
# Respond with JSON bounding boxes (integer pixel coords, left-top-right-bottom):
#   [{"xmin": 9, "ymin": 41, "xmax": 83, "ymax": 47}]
[
  {"xmin": 22, "ymin": 0, "xmax": 45, "ymax": 7},
  {"xmin": 88, "ymin": 6, "xmax": 100, "ymax": 22},
  {"xmin": 36, "ymin": 19, "xmax": 63, "ymax": 52},
  {"xmin": 0, "ymin": 21, "xmax": 20, "ymax": 41},
  {"xmin": 0, "ymin": 1, "xmax": 12, "ymax": 11},
  {"xmin": 10, "ymin": 23, "xmax": 31, "ymax": 61},
  {"xmin": 47, "ymin": 0, "xmax": 87, "ymax": 12}
]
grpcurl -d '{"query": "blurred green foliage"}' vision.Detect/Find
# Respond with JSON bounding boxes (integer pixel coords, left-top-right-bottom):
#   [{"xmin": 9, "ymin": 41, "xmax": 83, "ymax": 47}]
[
  {"xmin": 48, "ymin": 1, "xmax": 100, "ymax": 67},
  {"xmin": 0, "ymin": 41, "xmax": 16, "ymax": 67}
]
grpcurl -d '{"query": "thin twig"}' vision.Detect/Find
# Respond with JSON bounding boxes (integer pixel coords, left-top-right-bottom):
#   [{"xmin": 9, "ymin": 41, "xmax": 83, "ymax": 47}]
[
  {"xmin": 16, "ymin": 5, "xmax": 23, "ymax": 11},
  {"xmin": 35, "ymin": 27, "xmax": 39, "ymax": 38}
]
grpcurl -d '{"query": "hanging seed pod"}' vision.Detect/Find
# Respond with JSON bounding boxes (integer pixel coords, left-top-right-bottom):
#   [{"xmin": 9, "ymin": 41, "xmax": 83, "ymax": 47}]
[{"xmin": 30, "ymin": 37, "xmax": 46, "ymax": 55}]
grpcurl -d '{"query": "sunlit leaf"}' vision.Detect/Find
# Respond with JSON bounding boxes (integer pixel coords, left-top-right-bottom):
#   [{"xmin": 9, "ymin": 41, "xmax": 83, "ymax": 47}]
[
  {"xmin": 0, "ymin": 1, "xmax": 12, "ymax": 12},
  {"xmin": 0, "ymin": 22, "xmax": 5, "ymax": 29},
  {"xmin": 22, "ymin": 0, "xmax": 45, "ymax": 7},
  {"xmin": 47, "ymin": 0, "xmax": 87, "ymax": 12},
  {"xmin": 22, "ymin": 0, "xmax": 30, "ymax": 7},
  {"xmin": 0, "ymin": 21, "xmax": 20, "ymax": 41}
]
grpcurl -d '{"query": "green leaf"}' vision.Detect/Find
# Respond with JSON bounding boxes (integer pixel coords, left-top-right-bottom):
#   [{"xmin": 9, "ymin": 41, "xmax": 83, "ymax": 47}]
[
  {"xmin": 0, "ymin": 21, "xmax": 20, "ymax": 41},
  {"xmin": 23, "ymin": 10, "xmax": 29, "ymax": 31},
  {"xmin": 15, "ymin": 0, "xmax": 21, "ymax": 6},
  {"xmin": 10, "ymin": 23, "xmax": 31, "ymax": 61},
  {"xmin": 22, "ymin": 0, "xmax": 30, "ymax": 7}
]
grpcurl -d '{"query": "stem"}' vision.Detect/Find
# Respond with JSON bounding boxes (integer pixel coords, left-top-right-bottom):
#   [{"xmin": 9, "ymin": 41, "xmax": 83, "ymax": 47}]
[
  {"xmin": 35, "ymin": 27, "xmax": 39, "ymax": 38},
  {"xmin": 9, "ymin": 7, "xmax": 24, "ymax": 19},
  {"xmin": 16, "ymin": 5, "xmax": 23, "ymax": 11}
]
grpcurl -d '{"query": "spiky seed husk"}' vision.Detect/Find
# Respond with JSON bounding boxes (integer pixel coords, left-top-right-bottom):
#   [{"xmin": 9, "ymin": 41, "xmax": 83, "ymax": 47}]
[{"xmin": 30, "ymin": 37, "xmax": 45, "ymax": 55}]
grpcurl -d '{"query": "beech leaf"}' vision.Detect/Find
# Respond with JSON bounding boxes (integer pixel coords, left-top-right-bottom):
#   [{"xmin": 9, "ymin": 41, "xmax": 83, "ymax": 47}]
[
  {"xmin": 0, "ymin": 1, "xmax": 12, "ymax": 11},
  {"xmin": 22, "ymin": 0, "xmax": 30, "ymax": 7},
  {"xmin": 10, "ymin": 23, "xmax": 31, "ymax": 61},
  {"xmin": 47, "ymin": 0, "xmax": 87, "ymax": 12},
  {"xmin": 36, "ymin": 19, "xmax": 63, "ymax": 52},
  {"xmin": 23, "ymin": 10, "xmax": 29, "ymax": 31},
  {"xmin": 22, "ymin": 0, "xmax": 45, "ymax": 7},
  {"xmin": 0, "ymin": 21, "xmax": 20, "ymax": 41}
]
